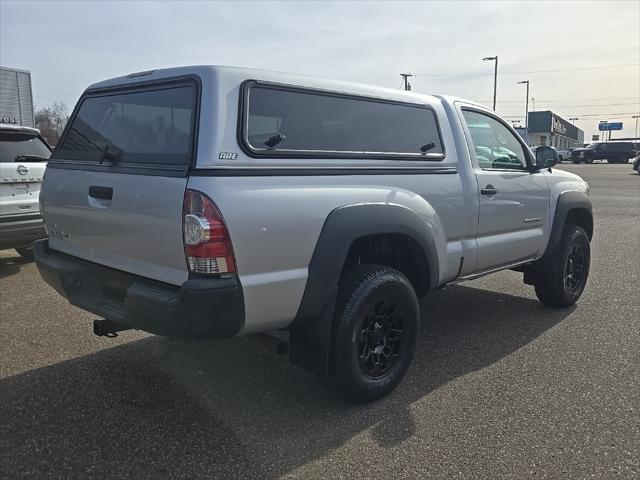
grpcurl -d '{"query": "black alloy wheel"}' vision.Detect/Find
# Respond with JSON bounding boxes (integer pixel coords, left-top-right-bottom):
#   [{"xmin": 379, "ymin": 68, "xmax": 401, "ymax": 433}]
[
  {"xmin": 357, "ymin": 299, "xmax": 405, "ymax": 378},
  {"xmin": 534, "ymin": 224, "xmax": 591, "ymax": 307},
  {"xmin": 325, "ymin": 264, "xmax": 419, "ymax": 403},
  {"xmin": 564, "ymin": 244, "xmax": 586, "ymax": 294}
]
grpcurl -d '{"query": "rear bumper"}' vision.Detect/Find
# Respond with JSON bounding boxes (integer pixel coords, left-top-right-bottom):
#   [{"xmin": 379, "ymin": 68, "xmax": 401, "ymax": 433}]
[
  {"xmin": 33, "ymin": 240, "xmax": 245, "ymax": 339},
  {"xmin": 0, "ymin": 214, "xmax": 46, "ymax": 250}
]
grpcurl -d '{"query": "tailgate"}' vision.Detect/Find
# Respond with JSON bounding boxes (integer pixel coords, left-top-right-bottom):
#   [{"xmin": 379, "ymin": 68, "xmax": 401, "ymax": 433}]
[
  {"xmin": 42, "ymin": 168, "xmax": 188, "ymax": 285},
  {"xmin": 41, "ymin": 77, "xmax": 199, "ymax": 286},
  {"xmin": 0, "ymin": 162, "xmax": 46, "ymax": 216}
]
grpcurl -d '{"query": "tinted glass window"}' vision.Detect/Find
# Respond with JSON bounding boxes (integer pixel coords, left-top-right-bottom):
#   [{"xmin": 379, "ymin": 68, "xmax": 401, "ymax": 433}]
[
  {"xmin": 610, "ymin": 142, "xmax": 633, "ymax": 152},
  {"xmin": 462, "ymin": 110, "xmax": 528, "ymax": 170},
  {"xmin": 245, "ymin": 85, "xmax": 443, "ymax": 157},
  {"xmin": 54, "ymin": 85, "xmax": 195, "ymax": 165},
  {"xmin": 0, "ymin": 133, "xmax": 51, "ymax": 163}
]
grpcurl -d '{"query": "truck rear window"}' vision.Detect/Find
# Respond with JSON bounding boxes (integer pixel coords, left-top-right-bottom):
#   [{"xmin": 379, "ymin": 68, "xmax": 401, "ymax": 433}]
[
  {"xmin": 242, "ymin": 84, "xmax": 444, "ymax": 159},
  {"xmin": 54, "ymin": 83, "xmax": 196, "ymax": 166}
]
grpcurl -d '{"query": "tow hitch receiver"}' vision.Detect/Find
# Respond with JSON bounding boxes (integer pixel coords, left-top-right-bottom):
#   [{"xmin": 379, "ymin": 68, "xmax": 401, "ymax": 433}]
[{"xmin": 93, "ymin": 319, "xmax": 131, "ymax": 338}]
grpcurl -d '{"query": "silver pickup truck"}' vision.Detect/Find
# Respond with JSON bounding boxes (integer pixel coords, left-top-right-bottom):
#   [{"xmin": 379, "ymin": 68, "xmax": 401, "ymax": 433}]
[{"xmin": 34, "ymin": 66, "xmax": 592, "ymax": 403}]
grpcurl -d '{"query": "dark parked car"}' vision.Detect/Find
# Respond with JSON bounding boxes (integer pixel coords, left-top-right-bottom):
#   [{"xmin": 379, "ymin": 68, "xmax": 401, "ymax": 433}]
[{"xmin": 571, "ymin": 141, "xmax": 639, "ymax": 164}]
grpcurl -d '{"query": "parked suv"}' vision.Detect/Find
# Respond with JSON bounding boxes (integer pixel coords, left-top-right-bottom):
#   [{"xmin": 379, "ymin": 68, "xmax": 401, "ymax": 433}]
[
  {"xmin": 0, "ymin": 124, "xmax": 51, "ymax": 257},
  {"xmin": 34, "ymin": 66, "xmax": 593, "ymax": 402},
  {"xmin": 571, "ymin": 141, "xmax": 638, "ymax": 164}
]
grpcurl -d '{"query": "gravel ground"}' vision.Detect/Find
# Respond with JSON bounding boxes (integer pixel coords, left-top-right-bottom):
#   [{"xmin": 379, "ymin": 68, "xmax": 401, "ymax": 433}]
[{"xmin": 1, "ymin": 164, "xmax": 638, "ymax": 479}]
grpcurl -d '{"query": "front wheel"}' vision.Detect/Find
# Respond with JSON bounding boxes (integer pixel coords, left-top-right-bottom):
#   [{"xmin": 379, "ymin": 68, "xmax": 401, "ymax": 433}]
[
  {"xmin": 534, "ymin": 225, "xmax": 590, "ymax": 307},
  {"xmin": 325, "ymin": 264, "xmax": 419, "ymax": 403},
  {"xmin": 585, "ymin": 157, "xmax": 593, "ymax": 164}
]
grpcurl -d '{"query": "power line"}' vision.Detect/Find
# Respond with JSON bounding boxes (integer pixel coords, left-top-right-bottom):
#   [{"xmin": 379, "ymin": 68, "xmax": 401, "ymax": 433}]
[
  {"xmin": 477, "ymin": 97, "xmax": 640, "ymax": 104},
  {"xmin": 412, "ymin": 63, "xmax": 639, "ymax": 77}
]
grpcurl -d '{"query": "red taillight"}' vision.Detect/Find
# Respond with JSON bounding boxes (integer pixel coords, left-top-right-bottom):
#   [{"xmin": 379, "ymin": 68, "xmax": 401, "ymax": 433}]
[{"xmin": 183, "ymin": 189, "xmax": 236, "ymax": 274}]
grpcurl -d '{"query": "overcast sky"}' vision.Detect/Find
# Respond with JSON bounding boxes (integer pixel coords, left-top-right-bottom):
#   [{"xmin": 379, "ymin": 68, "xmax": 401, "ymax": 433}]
[{"xmin": 2, "ymin": 0, "xmax": 639, "ymax": 139}]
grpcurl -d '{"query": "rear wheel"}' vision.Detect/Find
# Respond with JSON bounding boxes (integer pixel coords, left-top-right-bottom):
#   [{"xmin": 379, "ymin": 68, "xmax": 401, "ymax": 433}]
[
  {"xmin": 325, "ymin": 264, "xmax": 419, "ymax": 403},
  {"xmin": 585, "ymin": 157, "xmax": 593, "ymax": 164},
  {"xmin": 534, "ymin": 225, "xmax": 590, "ymax": 307},
  {"xmin": 15, "ymin": 247, "xmax": 34, "ymax": 260}
]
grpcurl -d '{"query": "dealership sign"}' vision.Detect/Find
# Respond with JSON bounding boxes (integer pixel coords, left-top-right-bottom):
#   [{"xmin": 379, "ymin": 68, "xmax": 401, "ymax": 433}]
[
  {"xmin": 0, "ymin": 115, "xmax": 18, "ymax": 124},
  {"xmin": 551, "ymin": 116, "xmax": 567, "ymax": 135},
  {"xmin": 598, "ymin": 122, "xmax": 623, "ymax": 131}
]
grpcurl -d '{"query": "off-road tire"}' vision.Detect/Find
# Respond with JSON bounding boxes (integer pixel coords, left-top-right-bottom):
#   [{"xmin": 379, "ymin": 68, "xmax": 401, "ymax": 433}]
[
  {"xmin": 534, "ymin": 224, "xmax": 590, "ymax": 307},
  {"xmin": 324, "ymin": 264, "xmax": 419, "ymax": 403}
]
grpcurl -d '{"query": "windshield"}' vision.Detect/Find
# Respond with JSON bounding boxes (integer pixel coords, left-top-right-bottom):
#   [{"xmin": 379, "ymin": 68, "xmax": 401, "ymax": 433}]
[
  {"xmin": 0, "ymin": 132, "xmax": 51, "ymax": 162},
  {"xmin": 586, "ymin": 143, "xmax": 602, "ymax": 149}
]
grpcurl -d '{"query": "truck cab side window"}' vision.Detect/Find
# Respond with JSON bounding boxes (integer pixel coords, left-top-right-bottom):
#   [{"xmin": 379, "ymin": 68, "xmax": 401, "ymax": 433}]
[{"xmin": 462, "ymin": 110, "xmax": 528, "ymax": 171}]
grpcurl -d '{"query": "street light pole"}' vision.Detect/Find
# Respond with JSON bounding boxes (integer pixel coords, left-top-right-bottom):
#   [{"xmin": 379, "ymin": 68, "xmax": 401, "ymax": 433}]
[
  {"xmin": 482, "ymin": 56, "xmax": 498, "ymax": 110},
  {"xmin": 633, "ymin": 115, "xmax": 640, "ymax": 138},
  {"xmin": 569, "ymin": 117, "xmax": 579, "ymax": 125},
  {"xmin": 517, "ymin": 80, "xmax": 530, "ymax": 145}
]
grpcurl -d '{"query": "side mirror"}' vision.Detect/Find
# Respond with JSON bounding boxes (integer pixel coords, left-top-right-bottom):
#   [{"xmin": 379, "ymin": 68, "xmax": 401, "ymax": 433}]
[{"xmin": 535, "ymin": 147, "xmax": 558, "ymax": 168}]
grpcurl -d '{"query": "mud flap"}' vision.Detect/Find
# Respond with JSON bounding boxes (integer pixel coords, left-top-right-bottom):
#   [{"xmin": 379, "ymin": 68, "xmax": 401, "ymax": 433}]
[{"xmin": 289, "ymin": 289, "xmax": 337, "ymax": 374}]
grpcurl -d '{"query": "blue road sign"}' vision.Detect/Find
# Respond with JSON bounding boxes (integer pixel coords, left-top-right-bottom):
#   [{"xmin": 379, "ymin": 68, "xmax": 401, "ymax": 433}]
[{"xmin": 598, "ymin": 122, "xmax": 623, "ymax": 131}]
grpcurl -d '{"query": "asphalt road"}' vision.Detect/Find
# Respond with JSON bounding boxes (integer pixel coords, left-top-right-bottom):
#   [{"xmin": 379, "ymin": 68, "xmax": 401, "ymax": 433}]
[{"xmin": 1, "ymin": 164, "xmax": 639, "ymax": 479}]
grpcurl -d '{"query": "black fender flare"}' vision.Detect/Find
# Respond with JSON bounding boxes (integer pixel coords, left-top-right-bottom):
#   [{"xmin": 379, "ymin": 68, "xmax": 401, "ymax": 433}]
[
  {"xmin": 289, "ymin": 203, "xmax": 440, "ymax": 373},
  {"xmin": 540, "ymin": 190, "xmax": 593, "ymax": 262}
]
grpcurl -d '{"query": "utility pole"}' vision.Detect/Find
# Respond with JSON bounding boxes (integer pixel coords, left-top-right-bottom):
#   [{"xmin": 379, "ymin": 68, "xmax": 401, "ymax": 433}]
[
  {"xmin": 633, "ymin": 115, "xmax": 640, "ymax": 138},
  {"xmin": 400, "ymin": 73, "xmax": 413, "ymax": 91},
  {"xmin": 517, "ymin": 80, "xmax": 530, "ymax": 145},
  {"xmin": 569, "ymin": 117, "xmax": 579, "ymax": 125},
  {"xmin": 482, "ymin": 56, "xmax": 498, "ymax": 110}
]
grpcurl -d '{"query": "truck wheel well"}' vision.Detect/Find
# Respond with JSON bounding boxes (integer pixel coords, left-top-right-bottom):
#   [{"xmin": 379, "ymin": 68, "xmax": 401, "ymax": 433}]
[
  {"xmin": 566, "ymin": 208, "xmax": 593, "ymax": 240},
  {"xmin": 342, "ymin": 234, "xmax": 430, "ymax": 297}
]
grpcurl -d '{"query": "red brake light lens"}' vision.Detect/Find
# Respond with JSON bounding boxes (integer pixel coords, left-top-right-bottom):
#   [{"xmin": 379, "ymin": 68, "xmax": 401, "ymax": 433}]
[{"xmin": 183, "ymin": 189, "xmax": 236, "ymax": 274}]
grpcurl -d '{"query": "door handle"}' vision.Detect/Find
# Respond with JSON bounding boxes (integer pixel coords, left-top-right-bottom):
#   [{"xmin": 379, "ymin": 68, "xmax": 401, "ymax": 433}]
[
  {"xmin": 481, "ymin": 185, "xmax": 498, "ymax": 195},
  {"xmin": 88, "ymin": 186, "xmax": 113, "ymax": 200}
]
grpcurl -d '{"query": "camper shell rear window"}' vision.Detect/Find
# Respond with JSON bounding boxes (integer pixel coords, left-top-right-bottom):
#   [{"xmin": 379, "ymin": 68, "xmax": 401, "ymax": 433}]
[
  {"xmin": 53, "ymin": 79, "xmax": 198, "ymax": 170},
  {"xmin": 240, "ymin": 81, "xmax": 445, "ymax": 160}
]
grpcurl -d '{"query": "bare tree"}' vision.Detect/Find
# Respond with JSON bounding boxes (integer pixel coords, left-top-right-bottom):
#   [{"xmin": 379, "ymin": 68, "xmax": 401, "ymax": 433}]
[
  {"xmin": 51, "ymin": 101, "xmax": 69, "ymax": 140},
  {"xmin": 35, "ymin": 101, "xmax": 69, "ymax": 146}
]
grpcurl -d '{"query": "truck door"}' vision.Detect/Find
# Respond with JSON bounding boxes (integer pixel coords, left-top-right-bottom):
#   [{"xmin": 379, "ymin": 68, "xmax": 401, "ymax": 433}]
[{"xmin": 460, "ymin": 108, "xmax": 550, "ymax": 272}]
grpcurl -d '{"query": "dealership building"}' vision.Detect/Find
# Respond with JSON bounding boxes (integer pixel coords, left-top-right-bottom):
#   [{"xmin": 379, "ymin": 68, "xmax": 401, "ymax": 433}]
[
  {"xmin": 0, "ymin": 66, "xmax": 34, "ymax": 127},
  {"xmin": 516, "ymin": 111, "xmax": 584, "ymax": 149}
]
